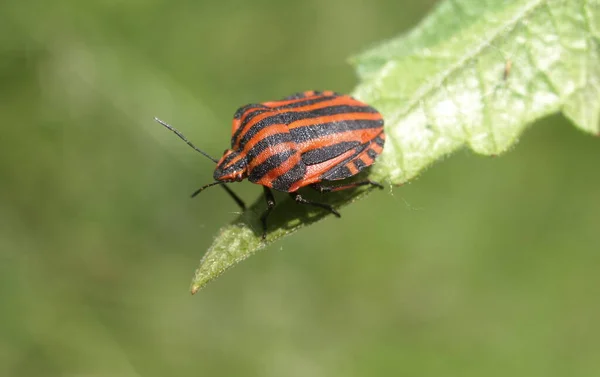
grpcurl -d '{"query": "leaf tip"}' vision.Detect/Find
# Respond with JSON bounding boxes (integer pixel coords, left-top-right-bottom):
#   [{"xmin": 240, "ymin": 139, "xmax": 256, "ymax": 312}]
[{"xmin": 190, "ymin": 271, "xmax": 211, "ymax": 295}]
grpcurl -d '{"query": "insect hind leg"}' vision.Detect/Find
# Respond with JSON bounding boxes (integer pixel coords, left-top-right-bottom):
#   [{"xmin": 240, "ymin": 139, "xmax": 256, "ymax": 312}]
[
  {"xmin": 311, "ymin": 180, "xmax": 383, "ymax": 193},
  {"xmin": 290, "ymin": 193, "xmax": 341, "ymax": 217}
]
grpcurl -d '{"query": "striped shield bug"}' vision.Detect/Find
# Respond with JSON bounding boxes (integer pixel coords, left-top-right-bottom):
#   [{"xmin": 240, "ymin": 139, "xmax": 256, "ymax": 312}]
[{"xmin": 156, "ymin": 90, "xmax": 385, "ymax": 239}]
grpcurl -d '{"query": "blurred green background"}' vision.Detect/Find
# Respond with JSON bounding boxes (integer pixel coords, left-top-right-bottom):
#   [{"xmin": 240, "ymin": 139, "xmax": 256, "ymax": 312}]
[{"xmin": 1, "ymin": 1, "xmax": 600, "ymax": 376}]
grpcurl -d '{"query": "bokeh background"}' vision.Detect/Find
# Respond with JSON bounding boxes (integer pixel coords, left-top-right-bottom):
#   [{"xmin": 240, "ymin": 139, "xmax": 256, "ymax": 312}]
[{"xmin": 1, "ymin": 1, "xmax": 600, "ymax": 376}]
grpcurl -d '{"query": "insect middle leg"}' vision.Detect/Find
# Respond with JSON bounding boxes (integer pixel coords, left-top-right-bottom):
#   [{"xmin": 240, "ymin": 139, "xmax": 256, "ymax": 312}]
[
  {"xmin": 260, "ymin": 186, "xmax": 276, "ymax": 240},
  {"xmin": 290, "ymin": 193, "xmax": 341, "ymax": 217}
]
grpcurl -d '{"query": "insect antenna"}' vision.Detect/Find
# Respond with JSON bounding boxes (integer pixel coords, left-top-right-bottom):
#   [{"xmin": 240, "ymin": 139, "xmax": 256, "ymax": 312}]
[
  {"xmin": 155, "ymin": 117, "xmax": 247, "ymax": 210},
  {"xmin": 190, "ymin": 181, "xmax": 246, "ymax": 210},
  {"xmin": 190, "ymin": 181, "xmax": 228, "ymax": 197},
  {"xmin": 154, "ymin": 117, "xmax": 219, "ymax": 163}
]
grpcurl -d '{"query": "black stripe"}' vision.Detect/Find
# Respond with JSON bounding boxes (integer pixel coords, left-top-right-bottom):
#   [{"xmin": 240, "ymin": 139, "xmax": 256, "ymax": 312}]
[
  {"xmin": 301, "ymin": 141, "xmax": 361, "ymax": 165},
  {"xmin": 272, "ymin": 95, "xmax": 337, "ymax": 109},
  {"xmin": 233, "ymin": 103, "xmax": 264, "ymax": 119},
  {"xmin": 374, "ymin": 135, "xmax": 385, "ymax": 147},
  {"xmin": 322, "ymin": 166, "xmax": 352, "ymax": 180},
  {"xmin": 270, "ymin": 161, "xmax": 307, "ymax": 192},
  {"xmin": 246, "ymin": 132, "xmax": 293, "ymax": 163},
  {"xmin": 235, "ymin": 113, "xmax": 290, "ymax": 148},
  {"xmin": 248, "ymin": 149, "xmax": 297, "ymax": 182},
  {"xmin": 290, "ymin": 119, "xmax": 383, "ymax": 144},
  {"xmin": 281, "ymin": 91, "xmax": 341, "ymax": 101},
  {"xmin": 282, "ymin": 92, "xmax": 314, "ymax": 100},
  {"xmin": 219, "ymin": 152, "xmax": 238, "ymax": 166},
  {"xmin": 231, "ymin": 108, "xmax": 271, "ymax": 143},
  {"xmin": 320, "ymin": 143, "xmax": 369, "ymax": 181},
  {"xmin": 238, "ymin": 105, "xmax": 377, "ymax": 148},
  {"xmin": 367, "ymin": 148, "xmax": 378, "ymax": 160},
  {"xmin": 291, "ymin": 104, "xmax": 378, "ymax": 116},
  {"xmin": 353, "ymin": 159, "xmax": 366, "ymax": 171},
  {"xmin": 229, "ymin": 158, "xmax": 247, "ymax": 172},
  {"xmin": 214, "ymin": 157, "xmax": 247, "ymax": 180}
]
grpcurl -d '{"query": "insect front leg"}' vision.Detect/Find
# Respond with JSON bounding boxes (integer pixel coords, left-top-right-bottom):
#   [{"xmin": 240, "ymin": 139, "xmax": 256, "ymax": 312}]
[
  {"xmin": 290, "ymin": 193, "xmax": 341, "ymax": 217},
  {"xmin": 221, "ymin": 185, "xmax": 246, "ymax": 210},
  {"xmin": 260, "ymin": 186, "xmax": 276, "ymax": 240}
]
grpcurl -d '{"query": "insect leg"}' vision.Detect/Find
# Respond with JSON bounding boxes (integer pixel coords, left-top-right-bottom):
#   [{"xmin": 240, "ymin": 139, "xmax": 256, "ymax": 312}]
[
  {"xmin": 290, "ymin": 193, "xmax": 341, "ymax": 217},
  {"xmin": 221, "ymin": 185, "xmax": 246, "ymax": 210},
  {"xmin": 311, "ymin": 180, "xmax": 383, "ymax": 193},
  {"xmin": 260, "ymin": 187, "xmax": 276, "ymax": 240}
]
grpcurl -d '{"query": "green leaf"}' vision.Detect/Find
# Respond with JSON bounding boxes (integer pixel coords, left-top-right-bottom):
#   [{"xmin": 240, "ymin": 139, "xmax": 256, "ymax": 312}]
[
  {"xmin": 350, "ymin": 0, "xmax": 517, "ymax": 80},
  {"xmin": 191, "ymin": 0, "xmax": 600, "ymax": 293}
]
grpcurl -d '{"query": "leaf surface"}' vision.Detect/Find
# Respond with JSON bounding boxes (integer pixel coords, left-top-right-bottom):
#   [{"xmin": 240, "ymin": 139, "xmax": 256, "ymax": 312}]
[{"xmin": 191, "ymin": 0, "xmax": 600, "ymax": 293}]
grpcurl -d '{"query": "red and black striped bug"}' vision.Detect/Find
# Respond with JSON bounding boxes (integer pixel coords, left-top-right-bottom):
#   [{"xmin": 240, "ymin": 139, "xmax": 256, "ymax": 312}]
[{"xmin": 156, "ymin": 90, "xmax": 385, "ymax": 239}]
